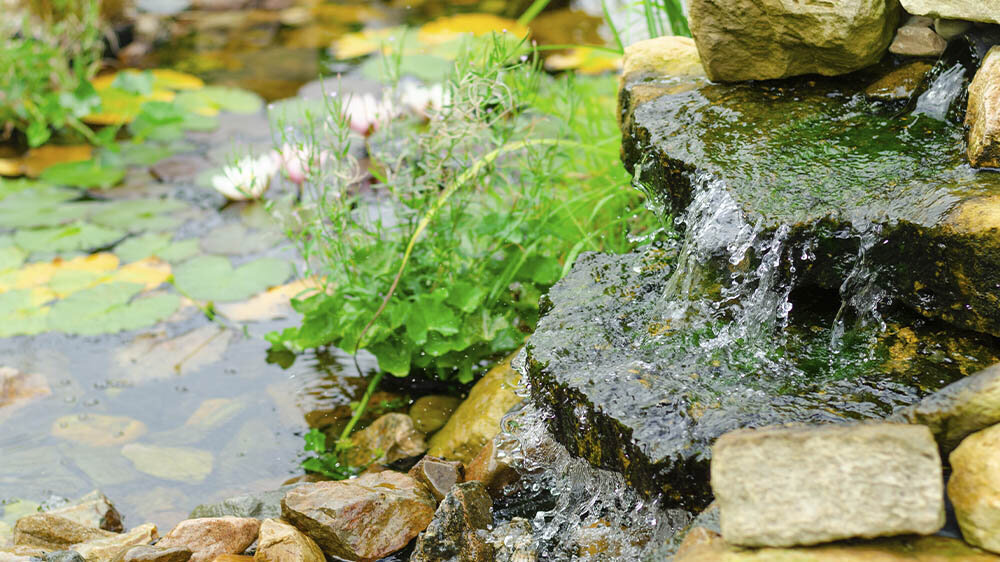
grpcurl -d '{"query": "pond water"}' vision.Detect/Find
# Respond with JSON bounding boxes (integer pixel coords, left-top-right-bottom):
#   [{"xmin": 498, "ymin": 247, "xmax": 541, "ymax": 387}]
[{"xmin": 0, "ymin": 0, "xmax": 621, "ymax": 533}]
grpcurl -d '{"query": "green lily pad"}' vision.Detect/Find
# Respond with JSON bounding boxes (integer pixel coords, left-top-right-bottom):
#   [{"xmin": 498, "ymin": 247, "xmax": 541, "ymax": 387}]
[
  {"xmin": 267, "ymin": 98, "xmax": 327, "ymax": 130},
  {"xmin": 360, "ymin": 53, "xmax": 453, "ymax": 83},
  {"xmin": 180, "ymin": 112, "xmax": 220, "ymax": 131},
  {"xmin": 0, "ymin": 290, "xmax": 49, "ymax": 337},
  {"xmin": 0, "ymin": 184, "xmax": 80, "ymax": 208},
  {"xmin": 115, "ymin": 232, "xmax": 200, "ymax": 263},
  {"xmin": 200, "ymin": 223, "xmax": 283, "ymax": 256},
  {"xmin": 14, "ymin": 222, "xmax": 125, "ymax": 254},
  {"xmin": 0, "ymin": 246, "xmax": 27, "ymax": 271},
  {"xmin": 172, "ymin": 255, "xmax": 292, "ymax": 302},
  {"xmin": 40, "ymin": 159, "xmax": 126, "ymax": 189},
  {"xmin": 90, "ymin": 199, "xmax": 190, "ymax": 233},
  {"xmin": 0, "ymin": 201, "xmax": 98, "ymax": 229},
  {"xmin": 47, "ymin": 282, "xmax": 180, "ymax": 335},
  {"xmin": 175, "ymin": 87, "xmax": 264, "ymax": 116},
  {"xmin": 113, "ymin": 143, "xmax": 176, "ymax": 166}
]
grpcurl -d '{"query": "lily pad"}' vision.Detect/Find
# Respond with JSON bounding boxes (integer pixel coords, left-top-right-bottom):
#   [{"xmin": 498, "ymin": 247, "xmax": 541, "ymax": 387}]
[
  {"xmin": 360, "ymin": 54, "xmax": 452, "ymax": 83},
  {"xmin": 175, "ymin": 87, "xmax": 264, "ymax": 116},
  {"xmin": 114, "ymin": 232, "xmax": 200, "ymax": 263},
  {"xmin": 172, "ymin": 255, "xmax": 292, "ymax": 302},
  {"xmin": 19, "ymin": 145, "xmax": 93, "ymax": 178},
  {"xmin": 0, "ymin": 246, "xmax": 26, "ymax": 271},
  {"xmin": 90, "ymin": 199, "xmax": 190, "ymax": 233},
  {"xmin": 14, "ymin": 222, "xmax": 125, "ymax": 254},
  {"xmin": 47, "ymin": 282, "xmax": 180, "ymax": 335},
  {"xmin": 200, "ymin": 222, "xmax": 283, "ymax": 256},
  {"xmin": 40, "ymin": 159, "xmax": 126, "ymax": 189},
  {"xmin": 0, "ymin": 182, "xmax": 78, "ymax": 206},
  {"xmin": 0, "ymin": 289, "xmax": 50, "ymax": 337},
  {"xmin": 0, "ymin": 201, "xmax": 96, "ymax": 229}
]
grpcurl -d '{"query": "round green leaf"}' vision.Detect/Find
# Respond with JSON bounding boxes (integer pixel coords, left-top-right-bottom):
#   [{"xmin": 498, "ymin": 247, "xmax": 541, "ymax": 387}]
[{"xmin": 172, "ymin": 255, "xmax": 293, "ymax": 302}]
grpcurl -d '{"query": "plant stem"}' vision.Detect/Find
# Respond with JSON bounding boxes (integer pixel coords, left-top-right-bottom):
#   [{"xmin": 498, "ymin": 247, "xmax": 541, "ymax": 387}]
[
  {"xmin": 337, "ymin": 370, "xmax": 385, "ymax": 450},
  {"xmin": 516, "ymin": 0, "xmax": 552, "ymax": 27}
]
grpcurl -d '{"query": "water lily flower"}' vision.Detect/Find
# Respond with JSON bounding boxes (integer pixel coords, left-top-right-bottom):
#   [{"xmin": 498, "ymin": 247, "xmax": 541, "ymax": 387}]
[
  {"xmin": 400, "ymin": 82, "xmax": 449, "ymax": 118},
  {"xmin": 342, "ymin": 93, "xmax": 396, "ymax": 135},
  {"xmin": 275, "ymin": 143, "xmax": 329, "ymax": 186},
  {"xmin": 211, "ymin": 153, "xmax": 280, "ymax": 201}
]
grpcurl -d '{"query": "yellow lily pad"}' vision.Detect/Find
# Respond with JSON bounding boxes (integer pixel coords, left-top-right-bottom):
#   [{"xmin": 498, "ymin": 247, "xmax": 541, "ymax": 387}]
[
  {"xmin": 215, "ymin": 277, "xmax": 322, "ymax": 322},
  {"xmin": 0, "ymin": 253, "xmax": 120, "ymax": 294},
  {"xmin": 19, "ymin": 145, "xmax": 93, "ymax": 178},
  {"xmin": 0, "ymin": 253, "xmax": 170, "ymax": 301},
  {"xmin": 83, "ymin": 88, "xmax": 176, "ymax": 126},
  {"xmin": 91, "ymin": 69, "xmax": 204, "ymax": 92},
  {"xmin": 544, "ymin": 47, "xmax": 622, "ymax": 75},
  {"xmin": 0, "ymin": 158, "xmax": 22, "ymax": 177},
  {"xmin": 417, "ymin": 14, "xmax": 529, "ymax": 45},
  {"xmin": 331, "ymin": 27, "xmax": 407, "ymax": 59}
]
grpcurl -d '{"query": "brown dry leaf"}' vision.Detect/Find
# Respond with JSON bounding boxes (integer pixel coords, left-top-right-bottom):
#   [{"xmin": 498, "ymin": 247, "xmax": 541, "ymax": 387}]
[
  {"xmin": 51, "ymin": 413, "xmax": 147, "ymax": 446},
  {"xmin": 20, "ymin": 145, "xmax": 93, "ymax": 178},
  {"xmin": 115, "ymin": 325, "xmax": 234, "ymax": 382},
  {"xmin": 0, "ymin": 366, "xmax": 51, "ymax": 416},
  {"xmin": 215, "ymin": 277, "xmax": 321, "ymax": 323}
]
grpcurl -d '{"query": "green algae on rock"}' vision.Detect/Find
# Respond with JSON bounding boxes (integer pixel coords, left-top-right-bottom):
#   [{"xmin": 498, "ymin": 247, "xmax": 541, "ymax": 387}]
[
  {"xmin": 525, "ymin": 247, "xmax": 999, "ymax": 507},
  {"xmin": 620, "ymin": 68, "xmax": 1000, "ymax": 337}
]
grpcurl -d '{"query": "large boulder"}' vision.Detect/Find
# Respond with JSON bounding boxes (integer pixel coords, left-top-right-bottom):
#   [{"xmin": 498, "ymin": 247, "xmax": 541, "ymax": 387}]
[
  {"xmin": 967, "ymin": 47, "xmax": 1000, "ymax": 169},
  {"xmin": 619, "ymin": 62, "xmax": 1000, "ymax": 338},
  {"xmin": 410, "ymin": 482, "xmax": 494, "ymax": 562},
  {"xmin": 280, "ymin": 472, "xmax": 436, "ymax": 561},
  {"xmin": 895, "ymin": 363, "xmax": 1000, "ymax": 454},
  {"xmin": 901, "ymin": 0, "xmax": 1000, "ymax": 25},
  {"xmin": 155, "ymin": 518, "xmax": 259, "ymax": 562},
  {"xmin": 688, "ymin": 0, "xmax": 899, "ymax": 82},
  {"xmin": 711, "ymin": 423, "xmax": 944, "ymax": 547},
  {"xmin": 45, "ymin": 492, "xmax": 122, "ymax": 533},
  {"xmin": 673, "ymin": 527, "xmax": 1000, "ymax": 561},
  {"xmin": 948, "ymin": 422, "xmax": 1000, "ymax": 554},
  {"xmin": 427, "ymin": 354, "xmax": 523, "ymax": 464}
]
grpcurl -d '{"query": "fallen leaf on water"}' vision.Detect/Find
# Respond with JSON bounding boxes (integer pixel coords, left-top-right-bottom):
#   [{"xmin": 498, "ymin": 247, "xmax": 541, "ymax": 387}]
[
  {"xmin": 0, "ymin": 253, "xmax": 120, "ymax": 294},
  {"xmin": 116, "ymin": 325, "xmax": 234, "ymax": 382},
  {"xmin": 51, "ymin": 413, "xmax": 147, "ymax": 446},
  {"xmin": 417, "ymin": 14, "xmax": 529, "ymax": 45},
  {"xmin": 215, "ymin": 277, "xmax": 322, "ymax": 322},
  {"xmin": 544, "ymin": 47, "xmax": 622, "ymax": 75},
  {"xmin": 0, "ymin": 366, "xmax": 51, "ymax": 418},
  {"xmin": 19, "ymin": 145, "xmax": 93, "ymax": 178}
]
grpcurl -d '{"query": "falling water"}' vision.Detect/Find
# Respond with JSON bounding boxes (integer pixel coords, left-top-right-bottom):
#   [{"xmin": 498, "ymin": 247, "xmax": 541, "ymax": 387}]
[{"xmin": 913, "ymin": 63, "xmax": 967, "ymax": 121}]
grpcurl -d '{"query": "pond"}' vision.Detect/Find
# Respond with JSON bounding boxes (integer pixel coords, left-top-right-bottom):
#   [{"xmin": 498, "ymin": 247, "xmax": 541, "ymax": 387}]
[{"xmin": 0, "ymin": 0, "xmax": 622, "ymax": 533}]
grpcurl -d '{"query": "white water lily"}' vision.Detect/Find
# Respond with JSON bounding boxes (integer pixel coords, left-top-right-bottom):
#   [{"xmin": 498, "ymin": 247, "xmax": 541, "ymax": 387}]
[
  {"xmin": 275, "ymin": 143, "xmax": 330, "ymax": 186},
  {"xmin": 400, "ymin": 82, "xmax": 449, "ymax": 117},
  {"xmin": 342, "ymin": 92, "xmax": 397, "ymax": 135},
  {"xmin": 211, "ymin": 153, "xmax": 280, "ymax": 201}
]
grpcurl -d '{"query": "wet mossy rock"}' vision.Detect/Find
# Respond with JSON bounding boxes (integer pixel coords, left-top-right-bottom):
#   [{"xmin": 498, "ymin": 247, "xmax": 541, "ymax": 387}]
[
  {"xmin": 525, "ymin": 249, "xmax": 997, "ymax": 507},
  {"xmin": 620, "ymin": 68, "xmax": 1000, "ymax": 337},
  {"xmin": 688, "ymin": 0, "xmax": 899, "ymax": 82}
]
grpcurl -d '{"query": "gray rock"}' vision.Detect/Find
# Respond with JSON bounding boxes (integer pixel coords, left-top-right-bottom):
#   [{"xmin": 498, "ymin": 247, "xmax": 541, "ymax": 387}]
[
  {"xmin": 490, "ymin": 518, "xmax": 535, "ymax": 562},
  {"xmin": 711, "ymin": 423, "xmax": 945, "ymax": 547},
  {"xmin": 967, "ymin": 47, "xmax": 1000, "ymax": 168},
  {"xmin": 280, "ymin": 472, "xmax": 436, "ymax": 561},
  {"xmin": 407, "ymin": 456, "xmax": 464, "ymax": 503},
  {"xmin": 44, "ymin": 551, "xmax": 85, "ymax": 562},
  {"xmin": 889, "ymin": 25, "xmax": 948, "ymax": 57},
  {"xmin": 901, "ymin": 0, "xmax": 1000, "ymax": 25},
  {"xmin": 188, "ymin": 487, "xmax": 300, "ymax": 520},
  {"xmin": 411, "ymin": 482, "xmax": 494, "ymax": 562},
  {"xmin": 896, "ymin": 363, "xmax": 1000, "ymax": 454},
  {"xmin": 688, "ymin": 0, "xmax": 899, "ymax": 81}
]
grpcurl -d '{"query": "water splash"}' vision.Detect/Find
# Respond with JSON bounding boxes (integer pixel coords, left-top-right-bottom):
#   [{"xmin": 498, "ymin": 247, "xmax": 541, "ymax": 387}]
[
  {"xmin": 490, "ymin": 374, "xmax": 693, "ymax": 561},
  {"xmin": 913, "ymin": 63, "xmax": 966, "ymax": 121}
]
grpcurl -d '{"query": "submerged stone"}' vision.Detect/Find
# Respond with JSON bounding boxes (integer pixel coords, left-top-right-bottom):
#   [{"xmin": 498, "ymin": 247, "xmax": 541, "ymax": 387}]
[
  {"xmin": 525, "ymin": 248, "xmax": 998, "ymax": 506},
  {"xmin": 864, "ymin": 61, "xmax": 934, "ymax": 101},
  {"xmin": 620, "ymin": 66, "xmax": 1000, "ymax": 337}
]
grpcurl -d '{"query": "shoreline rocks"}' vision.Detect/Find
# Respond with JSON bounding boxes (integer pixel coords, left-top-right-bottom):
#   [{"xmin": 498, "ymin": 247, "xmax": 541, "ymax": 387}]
[
  {"xmin": 967, "ymin": 46, "xmax": 1000, "ymax": 169},
  {"xmin": 948, "ymin": 422, "xmax": 1000, "ymax": 554},
  {"xmin": 711, "ymin": 423, "xmax": 944, "ymax": 547}
]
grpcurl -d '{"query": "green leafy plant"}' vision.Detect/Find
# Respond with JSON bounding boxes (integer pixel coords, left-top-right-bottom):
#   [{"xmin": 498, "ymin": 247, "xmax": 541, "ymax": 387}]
[
  {"xmin": 270, "ymin": 37, "xmax": 656, "ymax": 476},
  {"xmin": 0, "ymin": 0, "xmax": 105, "ymax": 147},
  {"xmin": 641, "ymin": 0, "xmax": 691, "ymax": 38}
]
